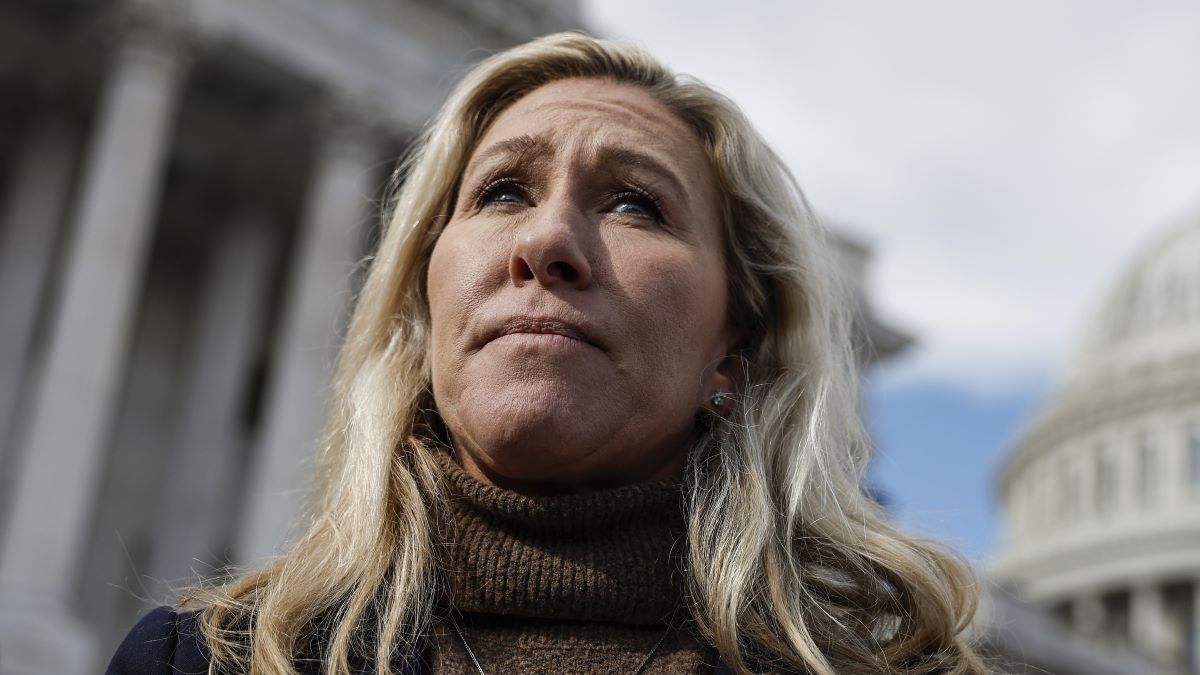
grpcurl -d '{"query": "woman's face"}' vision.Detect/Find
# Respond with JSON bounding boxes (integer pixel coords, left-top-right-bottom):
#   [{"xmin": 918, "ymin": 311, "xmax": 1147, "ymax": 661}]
[{"xmin": 427, "ymin": 77, "xmax": 738, "ymax": 493}]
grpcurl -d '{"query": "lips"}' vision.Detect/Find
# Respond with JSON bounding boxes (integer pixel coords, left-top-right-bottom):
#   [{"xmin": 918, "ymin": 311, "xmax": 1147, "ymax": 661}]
[{"xmin": 486, "ymin": 316, "xmax": 603, "ymax": 350}]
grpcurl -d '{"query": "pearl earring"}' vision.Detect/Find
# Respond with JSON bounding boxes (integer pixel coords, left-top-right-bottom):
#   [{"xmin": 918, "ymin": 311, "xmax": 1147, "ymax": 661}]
[{"xmin": 710, "ymin": 391, "xmax": 730, "ymax": 408}]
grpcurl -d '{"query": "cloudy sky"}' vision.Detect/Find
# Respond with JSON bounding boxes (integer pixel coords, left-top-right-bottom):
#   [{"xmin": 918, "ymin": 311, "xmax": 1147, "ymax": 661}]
[{"xmin": 582, "ymin": 1, "xmax": 1200, "ymax": 562}]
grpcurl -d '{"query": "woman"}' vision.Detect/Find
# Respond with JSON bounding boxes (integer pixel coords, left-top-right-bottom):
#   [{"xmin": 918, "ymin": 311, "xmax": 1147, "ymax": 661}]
[{"xmin": 108, "ymin": 32, "xmax": 983, "ymax": 675}]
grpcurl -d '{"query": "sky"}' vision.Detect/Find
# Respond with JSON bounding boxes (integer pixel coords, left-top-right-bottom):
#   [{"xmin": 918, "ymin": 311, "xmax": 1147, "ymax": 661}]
[{"xmin": 582, "ymin": 1, "xmax": 1200, "ymax": 564}]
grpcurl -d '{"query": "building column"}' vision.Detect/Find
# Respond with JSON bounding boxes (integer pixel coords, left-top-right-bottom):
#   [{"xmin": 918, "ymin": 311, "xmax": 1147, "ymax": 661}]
[
  {"xmin": 1072, "ymin": 594, "xmax": 1106, "ymax": 639},
  {"xmin": 0, "ymin": 20, "xmax": 188, "ymax": 675},
  {"xmin": 0, "ymin": 117, "xmax": 78, "ymax": 483},
  {"xmin": 147, "ymin": 217, "xmax": 273, "ymax": 589},
  {"xmin": 1132, "ymin": 582, "xmax": 1167, "ymax": 662},
  {"xmin": 1191, "ymin": 581, "xmax": 1200, "ymax": 670},
  {"xmin": 235, "ymin": 107, "xmax": 382, "ymax": 564}
]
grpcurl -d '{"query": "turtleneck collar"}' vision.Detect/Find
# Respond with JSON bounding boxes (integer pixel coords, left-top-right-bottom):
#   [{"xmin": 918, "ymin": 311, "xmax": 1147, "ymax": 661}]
[{"xmin": 432, "ymin": 448, "xmax": 689, "ymax": 625}]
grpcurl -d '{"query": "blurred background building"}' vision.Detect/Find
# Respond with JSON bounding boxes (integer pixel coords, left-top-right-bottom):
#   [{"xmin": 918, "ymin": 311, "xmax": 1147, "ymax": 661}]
[{"xmin": 991, "ymin": 213, "xmax": 1200, "ymax": 674}]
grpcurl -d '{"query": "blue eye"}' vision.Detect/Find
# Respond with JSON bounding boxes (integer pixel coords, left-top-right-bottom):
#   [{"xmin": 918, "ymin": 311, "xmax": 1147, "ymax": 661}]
[
  {"xmin": 611, "ymin": 191, "xmax": 664, "ymax": 222},
  {"xmin": 477, "ymin": 180, "xmax": 527, "ymax": 207},
  {"xmin": 614, "ymin": 199, "xmax": 651, "ymax": 216}
]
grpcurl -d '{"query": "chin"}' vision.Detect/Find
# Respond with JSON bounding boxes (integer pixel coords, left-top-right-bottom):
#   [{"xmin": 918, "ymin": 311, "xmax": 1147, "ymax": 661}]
[
  {"xmin": 445, "ymin": 377, "xmax": 614, "ymax": 477},
  {"xmin": 484, "ymin": 396, "xmax": 609, "ymax": 475}
]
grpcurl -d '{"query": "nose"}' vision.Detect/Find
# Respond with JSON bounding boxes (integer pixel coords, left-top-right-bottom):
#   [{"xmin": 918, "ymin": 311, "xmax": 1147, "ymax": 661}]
[{"xmin": 508, "ymin": 203, "xmax": 593, "ymax": 290}]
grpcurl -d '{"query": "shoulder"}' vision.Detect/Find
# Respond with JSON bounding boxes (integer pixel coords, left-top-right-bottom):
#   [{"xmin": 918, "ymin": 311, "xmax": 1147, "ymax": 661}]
[
  {"xmin": 105, "ymin": 605, "xmax": 212, "ymax": 675},
  {"xmin": 105, "ymin": 606, "xmax": 431, "ymax": 675}
]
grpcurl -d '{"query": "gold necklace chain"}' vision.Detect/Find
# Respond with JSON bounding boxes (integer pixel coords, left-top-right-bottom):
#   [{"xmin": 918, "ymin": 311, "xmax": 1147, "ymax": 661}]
[{"xmin": 449, "ymin": 618, "xmax": 673, "ymax": 675}]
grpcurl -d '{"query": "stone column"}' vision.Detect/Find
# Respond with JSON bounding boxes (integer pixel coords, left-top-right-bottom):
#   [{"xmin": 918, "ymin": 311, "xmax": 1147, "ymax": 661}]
[
  {"xmin": 147, "ymin": 217, "xmax": 273, "ymax": 589},
  {"xmin": 1072, "ymin": 594, "xmax": 1106, "ymax": 639},
  {"xmin": 1192, "ymin": 581, "xmax": 1200, "ymax": 670},
  {"xmin": 235, "ymin": 105, "xmax": 382, "ymax": 564},
  {"xmin": 0, "ymin": 17, "xmax": 188, "ymax": 675},
  {"xmin": 1078, "ymin": 445, "xmax": 1094, "ymax": 522},
  {"xmin": 0, "ymin": 117, "xmax": 77, "ymax": 481},
  {"xmin": 1131, "ymin": 582, "xmax": 1167, "ymax": 662}
]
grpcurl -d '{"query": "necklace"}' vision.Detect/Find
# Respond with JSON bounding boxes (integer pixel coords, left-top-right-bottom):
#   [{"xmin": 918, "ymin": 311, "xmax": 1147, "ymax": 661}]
[{"xmin": 449, "ymin": 618, "xmax": 673, "ymax": 675}]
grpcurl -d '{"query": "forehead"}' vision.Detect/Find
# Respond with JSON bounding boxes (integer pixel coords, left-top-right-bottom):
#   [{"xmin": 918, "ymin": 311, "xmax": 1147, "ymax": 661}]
[{"xmin": 471, "ymin": 78, "xmax": 711, "ymax": 178}]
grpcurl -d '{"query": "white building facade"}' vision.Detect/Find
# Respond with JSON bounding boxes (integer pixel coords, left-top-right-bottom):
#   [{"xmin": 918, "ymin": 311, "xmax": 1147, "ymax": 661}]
[{"xmin": 993, "ymin": 214, "xmax": 1200, "ymax": 672}]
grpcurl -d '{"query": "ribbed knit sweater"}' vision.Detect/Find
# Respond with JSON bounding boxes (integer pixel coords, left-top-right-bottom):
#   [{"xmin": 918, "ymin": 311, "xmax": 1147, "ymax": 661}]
[{"xmin": 428, "ymin": 449, "xmax": 715, "ymax": 674}]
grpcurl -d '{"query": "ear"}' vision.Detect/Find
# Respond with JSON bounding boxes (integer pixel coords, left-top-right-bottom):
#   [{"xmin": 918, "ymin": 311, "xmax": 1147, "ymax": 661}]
[{"xmin": 703, "ymin": 329, "xmax": 747, "ymax": 413}]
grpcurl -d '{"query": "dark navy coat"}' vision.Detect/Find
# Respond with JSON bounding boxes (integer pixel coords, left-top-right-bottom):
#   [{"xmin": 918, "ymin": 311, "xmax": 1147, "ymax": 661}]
[{"xmin": 105, "ymin": 606, "xmax": 739, "ymax": 674}]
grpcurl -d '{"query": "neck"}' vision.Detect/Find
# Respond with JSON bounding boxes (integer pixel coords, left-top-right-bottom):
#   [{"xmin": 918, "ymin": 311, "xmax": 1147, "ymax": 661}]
[
  {"xmin": 432, "ymin": 448, "xmax": 689, "ymax": 624},
  {"xmin": 450, "ymin": 441, "xmax": 691, "ymax": 496}
]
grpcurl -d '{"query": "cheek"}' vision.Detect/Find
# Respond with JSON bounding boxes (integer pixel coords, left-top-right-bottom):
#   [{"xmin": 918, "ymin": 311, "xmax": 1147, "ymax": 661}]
[
  {"xmin": 426, "ymin": 238, "xmax": 460, "ymax": 351},
  {"xmin": 614, "ymin": 243, "xmax": 729, "ymax": 372},
  {"xmin": 426, "ymin": 225, "xmax": 514, "ymax": 393},
  {"xmin": 425, "ymin": 239, "xmax": 455, "ymax": 400},
  {"xmin": 426, "ymin": 231, "xmax": 481, "ymax": 386},
  {"xmin": 427, "ymin": 226, "xmax": 501, "ymax": 328}
]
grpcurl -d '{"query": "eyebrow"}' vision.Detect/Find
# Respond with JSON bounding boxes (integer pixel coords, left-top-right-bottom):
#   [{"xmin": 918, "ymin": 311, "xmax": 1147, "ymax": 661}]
[
  {"xmin": 465, "ymin": 134, "xmax": 691, "ymax": 203},
  {"xmin": 465, "ymin": 134, "xmax": 555, "ymax": 177},
  {"xmin": 591, "ymin": 144, "xmax": 689, "ymax": 203}
]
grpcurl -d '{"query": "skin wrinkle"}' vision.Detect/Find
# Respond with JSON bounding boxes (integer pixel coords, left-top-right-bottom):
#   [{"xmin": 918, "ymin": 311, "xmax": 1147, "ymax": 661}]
[
  {"xmin": 426, "ymin": 78, "xmax": 739, "ymax": 495},
  {"xmin": 464, "ymin": 134, "xmax": 693, "ymax": 234}
]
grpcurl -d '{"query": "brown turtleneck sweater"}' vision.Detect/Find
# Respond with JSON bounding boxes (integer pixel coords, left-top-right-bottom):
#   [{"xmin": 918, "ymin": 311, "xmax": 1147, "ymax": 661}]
[{"xmin": 428, "ymin": 450, "xmax": 716, "ymax": 674}]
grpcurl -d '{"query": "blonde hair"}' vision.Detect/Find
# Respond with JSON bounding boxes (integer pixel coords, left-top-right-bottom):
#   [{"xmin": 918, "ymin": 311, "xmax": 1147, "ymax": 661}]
[{"xmin": 185, "ymin": 32, "xmax": 983, "ymax": 675}]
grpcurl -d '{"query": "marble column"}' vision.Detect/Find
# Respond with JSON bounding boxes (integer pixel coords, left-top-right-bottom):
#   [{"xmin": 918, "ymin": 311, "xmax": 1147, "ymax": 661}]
[
  {"xmin": 147, "ymin": 217, "xmax": 273, "ymax": 589},
  {"xmin": 1131, "ymin": 582, "xmax": 1167, "ymax": 662},
  {"xmin": 235, "ymin": 106, "xmax": 381, "ymax": 564},
  {"xmin": 1072, "ymin": 594, "xmax": 1106, "ymax": 639},
  {"xmin": 0, "ymin": 117, "xmax": 77, "ymax": 483},
  {"xmin": 1192, "ymin": 581, "xmax": 1200, "ymax": 670},
  {"xmin": 0, "ymin": 23, "xmax": 187, "ymax": 675}
]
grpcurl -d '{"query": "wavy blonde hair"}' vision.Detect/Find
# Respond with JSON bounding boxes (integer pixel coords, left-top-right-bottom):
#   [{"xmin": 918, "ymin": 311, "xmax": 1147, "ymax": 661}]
[{"xmin": 185, "ymin": 32, "xmax": 983, "ymax": 675}]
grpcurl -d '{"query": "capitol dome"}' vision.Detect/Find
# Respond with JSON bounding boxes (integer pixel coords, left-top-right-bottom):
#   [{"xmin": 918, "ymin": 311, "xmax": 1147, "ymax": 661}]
[
  {"xmin": 993, "ymin": 211, "xmax": 1200, "ymax": 672},
  {"xmin": 1063, "ymin": 217, "xmax": 1200, "ymax": 388}
]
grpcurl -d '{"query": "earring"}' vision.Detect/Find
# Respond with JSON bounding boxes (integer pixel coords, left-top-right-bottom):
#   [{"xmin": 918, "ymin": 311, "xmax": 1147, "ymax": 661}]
[{"xmin": 710, "ymin": 391, "xmax": 730, "ymax": 409}]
